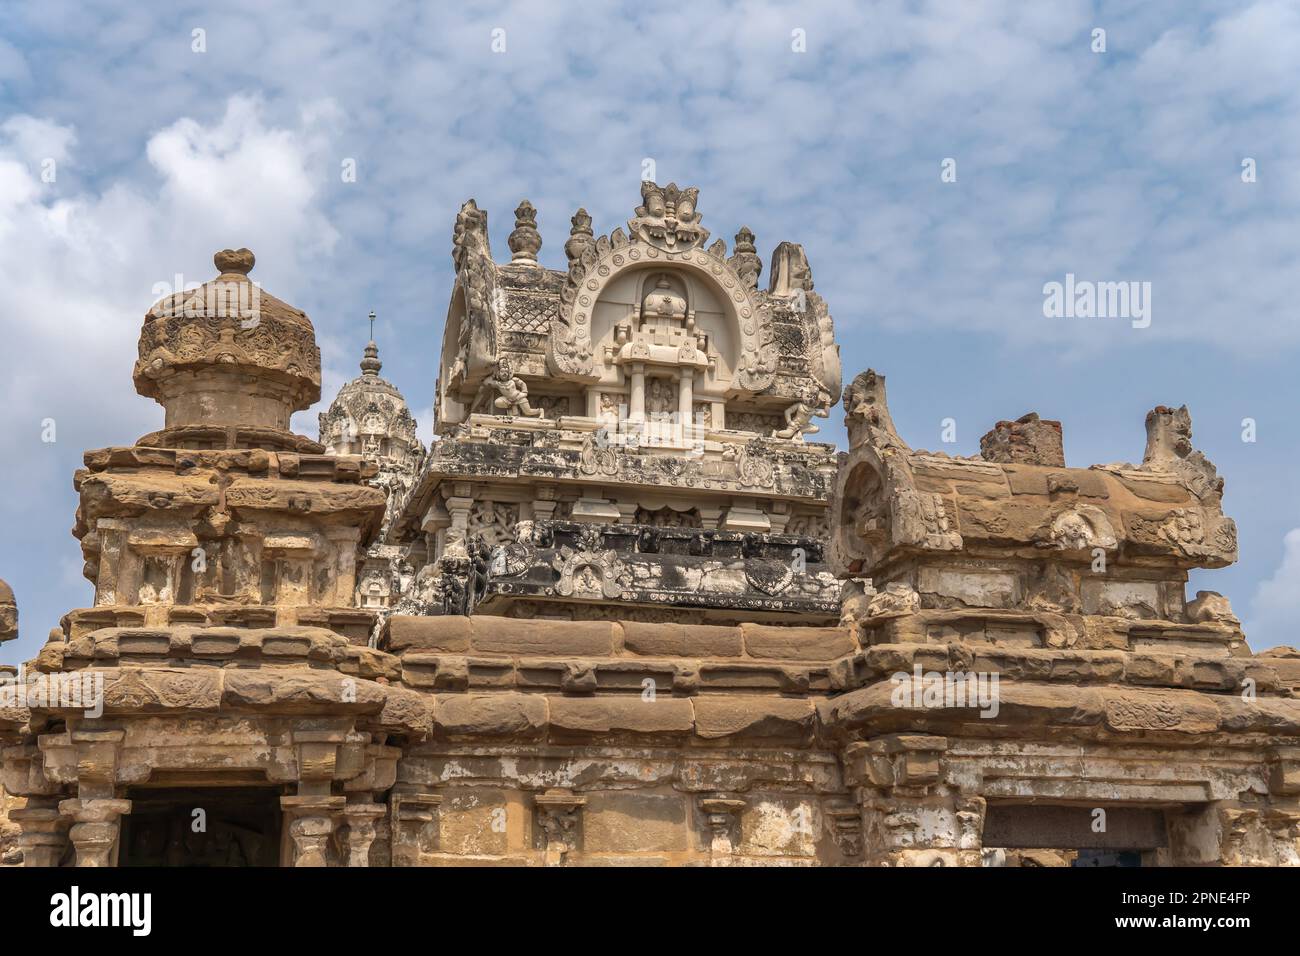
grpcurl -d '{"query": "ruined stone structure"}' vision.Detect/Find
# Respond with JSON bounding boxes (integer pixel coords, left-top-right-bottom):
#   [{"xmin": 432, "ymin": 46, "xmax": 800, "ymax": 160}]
[{"xmin": 1, "ymin": 189, "xmax": 1298, "ymax": 868}]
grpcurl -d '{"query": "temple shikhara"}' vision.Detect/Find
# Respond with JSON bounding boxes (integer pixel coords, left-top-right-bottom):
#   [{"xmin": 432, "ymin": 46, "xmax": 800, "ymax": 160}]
[{"xmin": 2, "ymin": 182, "xmax": 1298, "ymax": 867}]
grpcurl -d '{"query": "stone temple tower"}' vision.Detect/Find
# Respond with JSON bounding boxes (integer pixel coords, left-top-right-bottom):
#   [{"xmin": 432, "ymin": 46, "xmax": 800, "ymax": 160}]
[
  {"xmin": 377, "ymin": 183, "xmax": 847, "ymax": 623},
  {"xmin": 0, "ymin": 249, "xmax": 424, "ymax": 866},
  {"xmin": 319, "ymin": 335, "xmax": 426, "ymax": 611}
]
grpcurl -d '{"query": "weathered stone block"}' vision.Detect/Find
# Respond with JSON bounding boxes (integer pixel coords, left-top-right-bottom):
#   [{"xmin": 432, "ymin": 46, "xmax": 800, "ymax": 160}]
[
  {"xmin": 741, "ymin": 624, "xmax": 855, "ymax": 661},
  {"xmin": 692, "ymin": 696, "xmax": 815, "ymax": 740},
  {"xmin": 621, "ymin": 622, "xmax": 742, "ymax": 658},
  {"xmin": 435, "ymin": 694, "xmax": 547, "ymax": 739},
  {"xmin": 386, "ymin": 615, "xmax": 472, "ymax": 654},
  {"xmin": 583, "ymin": 792, "xmax": 688, "ymax": 854},
  {"xmin": 547, "ymin": 697, "xmax": 694, "ymax": 736},
  {"xmin": 471, "ymin": 618, "xmax": 617, "ymax": 657}
]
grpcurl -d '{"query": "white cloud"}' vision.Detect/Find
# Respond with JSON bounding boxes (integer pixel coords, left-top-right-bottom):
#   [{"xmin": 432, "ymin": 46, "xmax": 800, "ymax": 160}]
[
  {"xmin": 0, "ymin": 94, "xmax": 341, "ymax": 468},
  {"xmin": 1245, "ymin": 528, "xmax": 1300, "ymax": 649}
]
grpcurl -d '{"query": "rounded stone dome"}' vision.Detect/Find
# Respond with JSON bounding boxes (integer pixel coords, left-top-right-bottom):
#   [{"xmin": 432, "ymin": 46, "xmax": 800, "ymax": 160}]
[
  {"xmin": 319, "ymin": 340, "xmax": 423, "ymax": 463},
  {"xmin": 133, "ymin": 248, "xmax": 323, "ymax": 451}
]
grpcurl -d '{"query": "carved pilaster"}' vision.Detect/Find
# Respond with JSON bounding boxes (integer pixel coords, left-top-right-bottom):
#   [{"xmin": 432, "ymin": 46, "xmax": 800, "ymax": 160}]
[
  {"xmin": 535, "ymin": 788, "xmax": 585, "ymax": 867},
  {"xmin": 390, "ymin": 790, "xmax": 442, "ymax": 867},
  {"xmin": 698, "ymin": 794, "xmax": 746, "ymax": 864},
  {"xmin": 11, "ymin": 806, "xmax": 70, "ymax": 867},
  {"xmin": 825, "ymin": 800, "xmax": 863, "ymax": 861}
]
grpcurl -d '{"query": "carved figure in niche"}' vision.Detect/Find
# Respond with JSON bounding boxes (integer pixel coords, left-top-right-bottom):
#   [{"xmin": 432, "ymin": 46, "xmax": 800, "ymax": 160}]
[
  {"xmin": 476, "ymin": 358, "xmax": 542, "ymax": 418},
  {"xmin": 774, "ymin": 386, "xmax": 830, "ymax": 439},
  {"xmin": 646, "ymin": 378, "xmax": 675, "ymax": 417}
]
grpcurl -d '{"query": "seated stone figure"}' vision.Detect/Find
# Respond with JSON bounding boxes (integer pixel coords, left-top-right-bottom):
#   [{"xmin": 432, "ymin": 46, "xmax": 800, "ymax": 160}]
[{"xmin": 477, "ymin": 358, "xmax": 542, "ymax": 418}]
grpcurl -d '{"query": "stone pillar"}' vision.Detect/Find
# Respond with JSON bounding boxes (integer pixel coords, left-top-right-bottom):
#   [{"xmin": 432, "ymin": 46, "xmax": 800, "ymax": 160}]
[
  {"xmin": 328, "ymin": 526, "xmax": 362, "ymax": 605},
  {"xmin": 281, "ymin": 795, "xmax": 345, "ymax": 867},
  {"xmin": 843, "ymin": 736, "xmax": 984, "ymax": 867},
  {"xmin": 532, "ymin": 485, "xmax": 559, "ymax": 524},
  {"xmin": 535, "ymin": 789, "xmax": 585, "ymax": 867},
  {"xmin": 698, "ymin": 506, "xmax": 723, "ymax": 530},
  {"xmin": 699, "ymin": 794, "xmax": 745, "ymax": 865},
  {"xmin": 443, "ymin": 493, "xmax": 474, "ymax": 559},
  {"xmin": 11, "ymin": 806, "xmax": 70, "ymax": 867},
  {"xmin": 678, "ymin": 369, "xmax": 694, "ymax": 433},
  {"xmin": 340, "ymin": 802, "xmax": 386, "ymax": 867},
  {"xmin": 93, "ymin": 519, "xmax": 129, "ymax": 606},
  {"xmin": 628, "ymin": 364, "xmax": 646, "ymax": 422},
  {"xmin": 59, "ymin": 798, "xmax": 131, "ymax": 867}
]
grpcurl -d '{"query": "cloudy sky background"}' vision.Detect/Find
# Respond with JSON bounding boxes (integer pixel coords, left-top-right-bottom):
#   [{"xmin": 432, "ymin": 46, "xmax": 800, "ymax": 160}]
[{"xmin": 1, "ymin": 0, "xmax": 1298, "ymax": 664}]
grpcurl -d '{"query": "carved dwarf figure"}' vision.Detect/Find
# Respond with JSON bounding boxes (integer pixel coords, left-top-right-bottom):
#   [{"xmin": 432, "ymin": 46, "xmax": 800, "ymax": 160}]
[
  {"xmin": 774, "ymin": 387, "xmax": 830, "ymax": 440},
  {"xmin": 477, "ymin": 358, "xmax": 543, "ymax": 418}
]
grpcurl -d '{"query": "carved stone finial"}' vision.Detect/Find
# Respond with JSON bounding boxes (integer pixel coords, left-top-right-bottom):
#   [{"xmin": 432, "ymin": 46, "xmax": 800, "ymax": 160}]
[
  {"xmin": 0, "ymin": 579, "xmax": 15, "ymax": 644},
  {"xmin": 768, "ymin": 241, "xmax": 813, "ymax": 296},
  {"xmin": 214, "ymin": 247, "xmax": 255, "ymax": 275},
  {"xmin": 980, "ymin": 413, "xmax": 1065, "ymax": 467},
  {"xmin": 1142, "ymin": 404, "xmax": 1222, "ymax": 501},
  {"xmin": 628, "ymin": 181, "xmax": 709, "ymax": 251},
  {"xmin": 729, "ymin": 226, "xmax": 762, "ymax": 289},
  {"xmin": 843, "ymin": 369, "xmax": 906, "ymax": 451},
  {"xmin": 508, "ymin": 200, "xmax": 542, "ymax": 265},
  {"xmin": 1143, "ymin": 405, "xmax": 1194, "ymax": 466},
  {"xmin": 565, "ymin": 207, "xmax": 594, "ymax": 264},
  {"xmin": 452, "ymin": 199, "xmax": 491, "ymax": 273},
  {"xmin": 360, "ymin": 340, "xmax": 382, "ymax": 377}
]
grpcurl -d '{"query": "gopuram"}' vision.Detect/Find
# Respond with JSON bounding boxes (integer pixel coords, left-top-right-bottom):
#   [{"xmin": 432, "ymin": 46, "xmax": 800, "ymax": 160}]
[{"xmin": 1, "ymin": 182, "xmax": 1298, "ymax": 868}]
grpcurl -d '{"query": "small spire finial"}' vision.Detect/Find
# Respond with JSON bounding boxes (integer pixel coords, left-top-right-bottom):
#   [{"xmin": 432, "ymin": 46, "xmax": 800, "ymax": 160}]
[
  {"xmin": 508, "ymin": 200, "xmax": 542, "ymax": 265},
  {"xmin": 360, "ymin": 310, "xmax": 382, "ymax": 376}
]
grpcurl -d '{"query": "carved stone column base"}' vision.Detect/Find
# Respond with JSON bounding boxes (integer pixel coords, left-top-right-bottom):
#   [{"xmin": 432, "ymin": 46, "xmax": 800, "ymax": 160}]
[
  {"xmin": 281, "ymin": 795, "xmax": 345, "ymax": 867},
  {"xmin": 11, "ymin": 807, "xmax": 71, "ymax": 867},
  {"xmin": 340, "ymin": 802, "xmax": 386, "ymax": 867},
  {"xmin": 59, "ymin": 797, "xmax": 131, "ymax": 868}
]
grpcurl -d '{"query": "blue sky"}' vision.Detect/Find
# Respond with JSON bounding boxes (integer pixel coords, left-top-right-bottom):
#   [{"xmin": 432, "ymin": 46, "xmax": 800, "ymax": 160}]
[{"xmin": 1, "ymin": 0, "xmax": 1298, "ymax": 664}]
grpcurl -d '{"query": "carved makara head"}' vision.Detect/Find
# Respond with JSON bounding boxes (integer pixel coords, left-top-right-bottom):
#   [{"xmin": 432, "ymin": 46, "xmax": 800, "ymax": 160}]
[
  {"xmin": 1143, "ymin": 404, "xmax": 1194, "ymax": 465},
  {"xmin": 452, "ymin": 199, "xmax": 491, "ymax": 271},
  {"xmin": 628, "ymin": 181, "xmax": 710, "ymax": 251}
]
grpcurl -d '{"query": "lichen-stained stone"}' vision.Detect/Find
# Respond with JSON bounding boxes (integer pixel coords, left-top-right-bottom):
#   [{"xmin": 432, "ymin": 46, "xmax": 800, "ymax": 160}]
[
  {"xmin": 583, "ymin": 791, "xmax": 688, "ymax": 854},
  {"xmin": 439, "ymin": 788, "xmax": 512, "ymax": 856}
]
